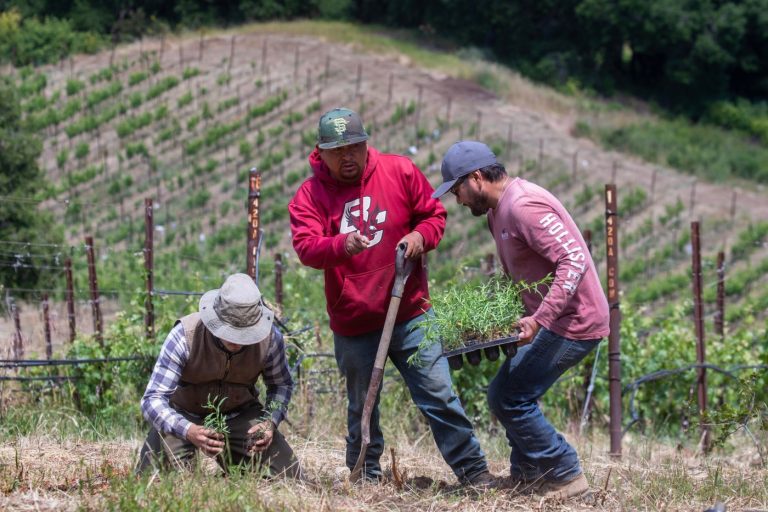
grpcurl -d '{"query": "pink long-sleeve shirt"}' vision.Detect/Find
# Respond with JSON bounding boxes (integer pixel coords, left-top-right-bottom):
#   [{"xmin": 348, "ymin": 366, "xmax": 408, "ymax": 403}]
[{"xmin": 487, "ymin": 178, "xmax": 609, "ymax": 340}]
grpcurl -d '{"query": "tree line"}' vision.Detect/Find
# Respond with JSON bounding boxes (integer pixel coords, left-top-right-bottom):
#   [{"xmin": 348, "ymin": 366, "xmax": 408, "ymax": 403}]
[{"xmin": 2, "ymin": 0, "xmax": 767, "ymax": 115}]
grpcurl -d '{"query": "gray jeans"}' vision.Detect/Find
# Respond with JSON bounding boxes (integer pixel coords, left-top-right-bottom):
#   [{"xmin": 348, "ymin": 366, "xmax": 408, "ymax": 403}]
[{"xmin": 135, "ymin": 401, "xmax": 302, "ymax": 478}]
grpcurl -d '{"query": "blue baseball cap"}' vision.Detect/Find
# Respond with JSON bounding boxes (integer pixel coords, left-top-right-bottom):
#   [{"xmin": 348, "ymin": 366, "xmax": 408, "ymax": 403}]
[{"xmin": 432, "ymin": 141, "xmax": 498, "ymax": 199}]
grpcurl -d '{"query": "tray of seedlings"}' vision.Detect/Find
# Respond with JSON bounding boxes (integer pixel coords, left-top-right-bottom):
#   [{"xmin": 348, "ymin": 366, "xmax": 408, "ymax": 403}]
[{"xmin": 414, "ymin": 275, "xmax": 550, "ymax": 371}]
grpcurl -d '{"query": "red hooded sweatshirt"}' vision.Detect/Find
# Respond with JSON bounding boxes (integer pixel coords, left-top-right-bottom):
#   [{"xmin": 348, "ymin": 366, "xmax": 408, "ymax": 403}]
[{"xmin": 289, "ymin": 147, "xmax": 446, "ymax": 337}]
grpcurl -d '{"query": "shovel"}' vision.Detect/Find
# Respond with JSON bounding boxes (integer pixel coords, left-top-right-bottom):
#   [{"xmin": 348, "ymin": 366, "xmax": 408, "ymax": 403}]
[{"xmin": 350, "ymin": 242, "xmax": 415, "ymax": 482}]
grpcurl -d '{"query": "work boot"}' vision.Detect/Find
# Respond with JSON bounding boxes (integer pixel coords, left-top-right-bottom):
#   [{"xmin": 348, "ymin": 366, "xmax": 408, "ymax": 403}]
[
  {"xmin": 463, "ymin": 470, "xmax": 498, "ymax": 490},
  {"xmin": 496, "ymin": 474, "xmax": 540, "ymax": 494},
  {"xmin": 537, "ymin": 473, "xmax": 590, "ymax": 500}
]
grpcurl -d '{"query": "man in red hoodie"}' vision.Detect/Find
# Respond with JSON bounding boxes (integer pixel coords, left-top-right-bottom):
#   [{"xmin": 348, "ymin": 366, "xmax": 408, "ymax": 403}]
[
  {"xmin": 289, "ymin": 109, "xmax": 490, "ymax": 485},
  {"xmin": 433, "ymin": 141, "xmax": 610, "ymax": 500}
]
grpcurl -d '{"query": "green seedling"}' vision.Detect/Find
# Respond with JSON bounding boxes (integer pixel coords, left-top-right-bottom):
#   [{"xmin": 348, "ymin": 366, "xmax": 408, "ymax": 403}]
[
  {"xmin": 411, "ymin": 274, "xmax": 551, "ymax": 363},
  {"xmin": 202, "ymin": 394, "xmax": 232, "ymax": 470},
  {"xmin": 246, "ymin": 400, "xmax": 283, "ymax": 451}
]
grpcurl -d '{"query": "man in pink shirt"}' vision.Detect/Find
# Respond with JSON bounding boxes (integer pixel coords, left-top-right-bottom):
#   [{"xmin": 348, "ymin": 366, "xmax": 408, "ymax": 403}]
[{"xmin": 434, "ymin": 141, "xmax": 609, "ymax": 499}]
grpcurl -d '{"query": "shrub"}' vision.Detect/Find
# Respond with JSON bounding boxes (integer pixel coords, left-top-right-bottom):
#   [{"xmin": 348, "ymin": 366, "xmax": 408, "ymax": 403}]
[
  {"xmin": 182, "ymin": 67, "xmax": 200, "ymax": 80},
  {"xmin": 154, "ymin": 104, "xmax": 168, "ymax": 121},
  {"xmin": 125, "ymin": 142, "xmax": 148, "ymax": 159},
  {"xmin": 217, "ymin": 97, "xmax": 239, "ymax": 112},
  {"xmin": 216, "ymin": 72, "xmax": 231, "ymax": 86},
  {"xmin": 56, "ymin": 149, "xmax": 68, "ymax": 169},
  {"xmin": 239, "ymin": 139, "xmax": 252, "ymax": 160},
  {"xmin": 128, "ymin": 91, "xmax": 143, "ymax": 108},
  {"xmin": 731, "ymin": 222, "xmax": 768, "ymax": 261},
  {"xmin": 86, "ymin": 81, "xmax": 122, "ymax": 108},
  {"xmin": 65, "ymin": 78, "xmax": 85, "ymax": 96},
  {"xmin": 145, "ymin": 76, "xmax": 179, "ymax": 101},
  {"xmin": 1, "ymin": 13, "xmax": 104, "ymax": 66},
  {"xmin": 128, "ymin": 71, "xmax": 148, "ymax": 87},
  {"xmin": 116, "ymin": 111, "xmax": 152, "ymax": 138},
  {"xmin": 186, "ymin": 189, "xmax": 211, "ymax": 209},
  {"xmin": 246, "ymin": 91, "xmax": 287, "ymax": 120},
  {"xmin": 74, "ymin": 141, "xmax": 89, "ymax": 160},
  {"xmin": 598, "ymin": 119, "xmax": 768, "ymax": 184},
  {"xmin": 177, "ymin": 91, "xmax": 193, "ymax": 108},
  {"xmin": 283, "ymin": 111, "xmax": 303, "ymax": 126}
]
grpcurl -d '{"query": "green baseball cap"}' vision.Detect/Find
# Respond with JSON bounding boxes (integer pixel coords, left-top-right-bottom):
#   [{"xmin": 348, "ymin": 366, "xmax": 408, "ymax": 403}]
[{"xmin": 317, "ymin": 108, "xmax": 369, "ymax": 149}]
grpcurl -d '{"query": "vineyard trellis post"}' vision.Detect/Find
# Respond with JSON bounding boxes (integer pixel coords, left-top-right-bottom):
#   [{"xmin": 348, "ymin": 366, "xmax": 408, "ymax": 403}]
[
  {"xmin": 475, "ymin": 111, "xmax": 482, "ymax": 139},
  {"xmin": 293, "ymin": 45, "xmax": 300, "ymax": 81},
  {"xmin": 506, "ymin": 123, "xmax": 513, "ymax": 157},
  {"xmin": 538, "ymin": 139, "xmax": 544, "ymax": 173},
  {"xmin": 247, "ymin": 168, "xmax": 262, "ymax": 284},
  {"xmin": 572, "ymin": 151, "xmax": 578, "ymax": 178},
  {"xmin": 85, "ymin": 236, "xmax": 103, "ymax": 347},
  {"xmin": 42, "ymin": 294, "xmax": 52, "ymax": 360},
  {"xmin": 144, "ymin": 198, "xmax": 155, "ymax": 341},
  {"xmin": 415, "ymin": 85, "xmax": 423, "ymax": 140},
  {"xmin": 715, "ymin": 251, "xmax": 725, "ymax": 338},
  {"xmin": 387, "ymin": 74, "xmax": 393, "ymax": 106},
  {"xmin": 355, "ymin": 63, "xmax": 362, "ymax": 98},
  {"xmin": 604, "ymin": 184, "xmax": 622, "ymax": 457},
  {"xmin": 689, "ymin": 179, "xmax": 697, "ymax": 216},
  {"xmin": 65, "ymin": 258, "xmax": 76, "ymax": 343},
  {"xmin": 275, "ymin": 253, "xmax": 284, "ymax": 311},
  {"xmin": 691, "ymin": 221, "xmax": 711, "ymax": 452},
  {"xmin": 261, "ymin": 39, "xmax": 268, "ymax": 74},
  {"xmin": 12, "ymin": 300, "xmax": 24, "ymax": 359},
  {"xmin": 229, "ymin": 36, "xmax": 236, "ymax": 73}
]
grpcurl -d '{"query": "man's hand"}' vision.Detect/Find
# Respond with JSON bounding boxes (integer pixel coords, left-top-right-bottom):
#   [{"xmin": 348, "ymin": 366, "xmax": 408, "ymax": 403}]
[
  {"xmin": 397, "ymin": 231, "xmax": 425, "ymax": 259},
  {"xmin": 516, "ymin": 316, "xmax": 541, "ymax": 345},
  {"xmin": 247, "ymin": 420, "xmax": 276, "ymax": 454},
  {"xmin": 186, "ymin": 424, "xmax": 225, "ymax": 457},
  {"xmin": 345, "ymin": 231, "xmax": 370, "ymax": 256}
]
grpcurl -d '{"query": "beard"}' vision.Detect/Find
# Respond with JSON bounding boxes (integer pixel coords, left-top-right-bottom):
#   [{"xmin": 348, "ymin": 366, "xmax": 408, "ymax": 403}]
[
  {"xmin": 465, "ymin": 189, "xmax": 489, "ymax": 217},
  {"xmin": 469, "ymin": 205, "xmax": 487, "ymax": 217}
]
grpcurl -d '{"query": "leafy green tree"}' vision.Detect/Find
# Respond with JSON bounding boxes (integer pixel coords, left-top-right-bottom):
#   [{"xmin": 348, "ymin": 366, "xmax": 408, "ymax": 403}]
[{"xmin": 0, "ymin": 76, "xmax": 63, "ymax": 289}]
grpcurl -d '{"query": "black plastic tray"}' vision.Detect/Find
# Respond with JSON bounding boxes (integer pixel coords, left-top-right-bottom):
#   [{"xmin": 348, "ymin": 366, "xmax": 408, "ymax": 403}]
[{"xmin": 442, "ymin": 335, "xmax": 519, "ymax": 370}]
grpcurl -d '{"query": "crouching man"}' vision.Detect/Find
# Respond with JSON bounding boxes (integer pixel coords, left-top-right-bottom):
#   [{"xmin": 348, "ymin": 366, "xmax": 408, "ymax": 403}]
[{"xmin": 135, "ymin": 273, "xmax": 302, "ymax": 478}]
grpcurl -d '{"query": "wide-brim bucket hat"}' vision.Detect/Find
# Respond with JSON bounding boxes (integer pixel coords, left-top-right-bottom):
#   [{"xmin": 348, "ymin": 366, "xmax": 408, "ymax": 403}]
[{"xmin": 199, "ymin": 273, "xmax": 273, "ymax": 345}]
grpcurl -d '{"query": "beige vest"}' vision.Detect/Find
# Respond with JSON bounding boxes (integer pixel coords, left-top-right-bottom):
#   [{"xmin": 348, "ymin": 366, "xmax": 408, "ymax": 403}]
[{"xmin": 170, "ymin": 312, "xmax": 270, "ymax": 415}]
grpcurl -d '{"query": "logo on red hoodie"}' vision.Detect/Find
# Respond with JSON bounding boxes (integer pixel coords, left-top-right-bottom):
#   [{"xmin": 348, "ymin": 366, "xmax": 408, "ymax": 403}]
[{"xmin": 339, "ymin": 197, "xmax": 388, "ymax": 247}]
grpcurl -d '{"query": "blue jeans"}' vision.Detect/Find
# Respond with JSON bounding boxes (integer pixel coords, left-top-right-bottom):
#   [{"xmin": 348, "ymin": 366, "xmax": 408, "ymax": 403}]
[
  {"xmin": 487, "ymin": 328, "xmax": 600, "ymax": 483},
  {"xmin": 334, "ymin": 310, "xmax": 488, "ymax": 481}
]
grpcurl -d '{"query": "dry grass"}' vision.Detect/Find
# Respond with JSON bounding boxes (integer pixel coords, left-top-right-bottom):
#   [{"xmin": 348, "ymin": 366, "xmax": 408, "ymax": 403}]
[
  {"xmin": 1, "ymin": 385, "xmax": 766, "ymax": 511},
  {"xmin": 1, "ymin": 430, "xmax": 766, "ymax": 511}
]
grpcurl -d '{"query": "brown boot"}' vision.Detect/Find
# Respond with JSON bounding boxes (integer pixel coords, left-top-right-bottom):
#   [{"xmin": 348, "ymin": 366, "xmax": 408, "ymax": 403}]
[
  {"xmin": 537, "ymin": 473, "xmax": 589, "ymax": 500},
  {"xmin": 496, "ymin": 474, "xmax": 540, "ymax": 495},
  {"xmin": 463, "ymin": 470, "xmax": 499, "ymax": 490}
]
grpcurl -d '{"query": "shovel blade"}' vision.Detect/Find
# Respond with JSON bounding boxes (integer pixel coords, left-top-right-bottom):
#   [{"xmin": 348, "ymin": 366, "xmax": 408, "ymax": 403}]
[{"xmin": 349, "ymin": 441, "xmax": 369, "ymax": 482}]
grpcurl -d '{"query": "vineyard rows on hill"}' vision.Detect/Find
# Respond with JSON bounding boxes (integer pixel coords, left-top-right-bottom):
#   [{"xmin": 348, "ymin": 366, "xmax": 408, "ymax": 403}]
[{"xmin": 2, "ymin": 30, "xmax": 767, "ymax": 354}]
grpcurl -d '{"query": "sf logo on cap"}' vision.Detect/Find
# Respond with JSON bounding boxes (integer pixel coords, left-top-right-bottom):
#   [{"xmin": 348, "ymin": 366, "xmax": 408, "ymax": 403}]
[{"xmin": 332, "ymin": 117, "xmax": 349, "ymax": 136}]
